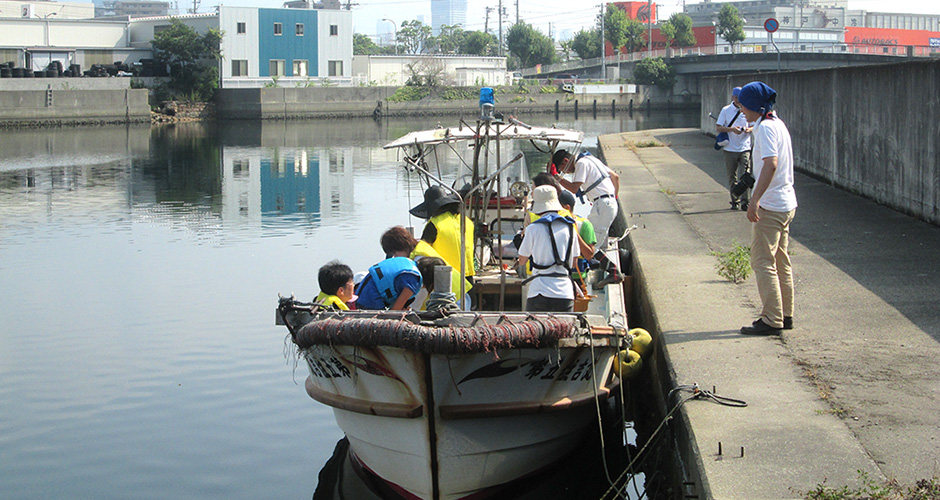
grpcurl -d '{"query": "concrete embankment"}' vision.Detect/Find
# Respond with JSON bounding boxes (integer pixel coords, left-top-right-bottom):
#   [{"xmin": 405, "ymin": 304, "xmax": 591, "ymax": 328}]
[
  {"xmin": 0, "ymin": 87, "xmax": 150, "ymax": 126},
  {"xmin": 601, "ymin": 128, "xmax": 940, "ymax": 498},
  {"xmin": 700, "ymin": 59, "xmax": 940, "ymax": 226},
  {"xmin": 215, "ymin": 86, "xmax": 697, "ymax": 120}
]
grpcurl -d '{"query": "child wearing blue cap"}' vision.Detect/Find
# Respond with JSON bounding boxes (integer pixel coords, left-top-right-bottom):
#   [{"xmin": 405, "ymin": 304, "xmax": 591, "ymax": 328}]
[{"xmin": 737, "ymin": 81, "xmax": 798, "ymax": 336}]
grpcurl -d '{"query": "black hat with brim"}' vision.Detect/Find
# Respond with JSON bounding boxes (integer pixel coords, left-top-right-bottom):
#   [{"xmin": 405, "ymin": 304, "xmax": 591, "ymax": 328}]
[{"xmin": 410, "ymin": 185, "xmax": 461, "ymax": 219}]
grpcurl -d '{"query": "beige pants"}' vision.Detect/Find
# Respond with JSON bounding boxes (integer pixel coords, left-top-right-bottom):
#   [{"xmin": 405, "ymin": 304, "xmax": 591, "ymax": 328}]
[{"xmin": 750, "ymin": 207, "xmax": 796, "ymax": 328}]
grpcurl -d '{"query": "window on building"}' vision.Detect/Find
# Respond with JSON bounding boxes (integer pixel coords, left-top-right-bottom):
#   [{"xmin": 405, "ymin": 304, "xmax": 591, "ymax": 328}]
[
  {"xmin": 293, "ymin": 60, "xmax": 308, "ymax": 76},
  {"xmin": 154, "ymin": 24, "xmax": 170, "ymax": 35},
  {"xmin": 330, "ymin": 24, "xmax": 338, "ymax": 36},
  {"xmin": 328, "ymin": 60, "xmax": 343, "ymax": 76},
  {"xmin": 296, "ymin": 23, "xmax": 304, "ymax": 36},
  {"xmin": 270, "ymin": 59, "xmax": 285, "ymax": 77},
  {"xmin": 232, "ymin": 60, "xmax": 248, "ymax": 76},
  {"xmin": 237, "ymin": 22, "xmax": 246, "ymax": 34},
  {"xmin": 274, "ymin": 22, "xmax": 282, "ymax": 35}
]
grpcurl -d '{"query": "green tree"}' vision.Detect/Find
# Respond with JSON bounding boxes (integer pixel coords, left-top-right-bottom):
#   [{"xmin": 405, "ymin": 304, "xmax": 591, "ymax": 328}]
[
  {"xmin": 634, "ymin": 57, "xmax": 676, "ymax": 90},
  {"xmin": 602, "ymin": 3, "xmax": 629, "ymax": 55},
  {"xmin": 430, "ymin": 24, "xmax": 465, "ymax": 54},
  {"xmin": 559, "ymin": 39, "xmax": 574, "ymax": 62},
  {"xmin": 717, "ymin": 3, "xmax": 746, "ymax": 52},
  {"xmin": 506, "ymin": 23, "xmax": 555, "ymax": 69},
  {"xmin": 660, "ymin": 13, "xmax": 697, "ymax": 47},
  {"xmin": 354, "ymin": 33, "xmax": 380, "ymax": 55},
  {"xmin": 151, "ymin": 18, "xmax": 222, "ymax": 101},
  {"xmin": 398, "ymin": 20, "xmax": 432, "ymax": 54},
  {"xmin": 571, "ymin": 28, "xmax": 600, "ymax": 60},
  {"xmin": 461, "ymin": 31, "xmax": 498, "ymax": 56},
  {"xmin": 602, "ymin": 5, "xmax": 646, "ymax": 54},
  {"xmin": 621, "ymin": 15, "xmax": 647, "ymax": 53}
]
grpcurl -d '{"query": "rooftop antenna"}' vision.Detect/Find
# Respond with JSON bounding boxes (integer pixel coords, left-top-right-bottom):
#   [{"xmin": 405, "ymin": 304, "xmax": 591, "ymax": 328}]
[{"xmin": 343, "ymin": 0, "xmax": 358, "ymax": 10}]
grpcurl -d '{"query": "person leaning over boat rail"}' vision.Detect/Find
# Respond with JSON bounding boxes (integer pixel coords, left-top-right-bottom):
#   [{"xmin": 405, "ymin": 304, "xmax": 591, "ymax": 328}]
[
  {"xmin": 551, "ymin": 151, "xmax": 624, "ymax": 288},
  {"xmin": 558, "ymin": 189, "xmax": 597, "ymax": 283},
  {"xmin": 517, "ymin": 186, "xmax": 579, "ymax": 312},
  {"xmin": 355, "ymin": 226, "xmax": 423, "ymax": 311},
  {"xmin": 315, "ymin": 260, "xmax": 356, "ymax": 310},
  {"xmin": 410, "ymin": 186, "xmax": 475, "ymax": 309},
  {"xmin": 737, "ymin": 81, "xmax": 797, "ymax": 336}
]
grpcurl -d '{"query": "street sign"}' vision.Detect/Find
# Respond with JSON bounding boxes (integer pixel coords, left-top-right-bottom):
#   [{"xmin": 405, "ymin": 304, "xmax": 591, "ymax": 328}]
[{"xmin": 764, "ymin": 18, "xmax": 779, "ymax": 33}]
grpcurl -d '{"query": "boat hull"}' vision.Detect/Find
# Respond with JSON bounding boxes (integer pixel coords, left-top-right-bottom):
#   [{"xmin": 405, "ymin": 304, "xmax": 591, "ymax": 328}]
[{"xmin": 302, "ymin": 343, "xmax": 618, "ymax": 500}]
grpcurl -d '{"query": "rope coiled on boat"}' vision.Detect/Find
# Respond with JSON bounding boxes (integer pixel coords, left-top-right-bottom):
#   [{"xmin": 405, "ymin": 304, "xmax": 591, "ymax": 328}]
[{"xmin": 293, "ymin": 316, "xmax": 577, "ymax": 354}]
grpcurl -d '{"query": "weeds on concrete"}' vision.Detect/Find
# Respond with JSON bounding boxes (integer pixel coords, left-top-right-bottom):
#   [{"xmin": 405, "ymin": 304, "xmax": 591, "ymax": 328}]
[
  {"xmin": 709, "ymin": 240, "xmax": 751, "ymax": 283},
  {"xmin": 660, "ymin": 187, "xmax": 676, "ymax": 195},
  {"xmin": 799, "ymin": 471, "xmax": 940, "ymax": 500},
  {"xmin": 624, "ymin": 138, "xmax": 665, "ymax": 152},
  {"xmin": 795, "ymin": 359, "xmax": 833, "ymax": 400}
]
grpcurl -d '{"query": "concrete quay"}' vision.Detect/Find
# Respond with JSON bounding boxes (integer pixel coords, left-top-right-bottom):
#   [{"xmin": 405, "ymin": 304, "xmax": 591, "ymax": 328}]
[{"xmin": 600, "ymin": 128, "xmax": 940, "ymax": 499}]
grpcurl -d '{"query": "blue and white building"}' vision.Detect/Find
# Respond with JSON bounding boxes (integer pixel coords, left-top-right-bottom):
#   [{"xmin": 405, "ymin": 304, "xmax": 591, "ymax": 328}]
[
  {"xmin": 129, "ymin": 6, "xmax": 352, "ymax": 87},
  {"xmin": 0, "ymin": 5, "xmax": 352, "ymax": 88}
]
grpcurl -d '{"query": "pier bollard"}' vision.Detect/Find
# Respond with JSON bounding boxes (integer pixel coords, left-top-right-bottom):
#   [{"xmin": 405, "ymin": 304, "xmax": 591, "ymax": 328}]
[
  {"xmin": 574, "ymin": 100, "xmax": 578, "ymax": 119},
  {"xmin": 554, "ymin": 100, "xmax": 559, "ymax": 119},
  {"xmin": 592, "ymin": 99, "xmax": 597, "ymax": 119},
  {"xmin": 611, "ymin": 100, "xmax": 616, "ymax": 118}
]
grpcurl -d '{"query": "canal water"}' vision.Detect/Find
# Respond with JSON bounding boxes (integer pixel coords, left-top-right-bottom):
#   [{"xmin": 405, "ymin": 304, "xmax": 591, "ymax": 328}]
[{"xmin": 0, "ymin": 110, "xmax": 697, "ymax": 500}]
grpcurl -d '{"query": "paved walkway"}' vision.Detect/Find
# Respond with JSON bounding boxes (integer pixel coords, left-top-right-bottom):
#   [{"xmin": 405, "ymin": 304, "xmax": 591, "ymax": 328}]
[{"xmin": 599, "ymin": 128, "xmax": 940, "ymax": 499}]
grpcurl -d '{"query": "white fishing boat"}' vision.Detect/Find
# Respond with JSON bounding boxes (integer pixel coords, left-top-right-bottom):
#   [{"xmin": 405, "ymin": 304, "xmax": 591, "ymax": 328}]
[{"xmin": 277, "ymin": 91, "xmax": 633, "ymax": 500}]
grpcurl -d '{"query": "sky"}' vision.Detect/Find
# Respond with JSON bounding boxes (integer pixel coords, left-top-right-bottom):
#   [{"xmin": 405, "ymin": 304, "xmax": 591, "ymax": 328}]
[{"xmin": 205, "ymin": 0, "xmax": 940, "ymax": 39}]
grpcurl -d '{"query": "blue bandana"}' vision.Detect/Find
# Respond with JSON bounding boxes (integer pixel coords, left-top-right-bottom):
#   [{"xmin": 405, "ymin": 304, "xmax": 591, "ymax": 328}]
[{"xmin": 738, "ymin": 82, "xmax": 777, "ymax": 114}]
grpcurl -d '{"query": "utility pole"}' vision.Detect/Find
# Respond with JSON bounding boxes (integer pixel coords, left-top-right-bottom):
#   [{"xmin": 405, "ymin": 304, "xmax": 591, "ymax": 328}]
[
  {"xmin": 647, "ymin": 0, "xmax": 652, "ymax": 54},
  {"xmin": 515, "ymin": 0, "xmax": 519, "ymax": 25},
  {"xmin": 498, "ymin": 0, "xmax": 504, "ymax": 57},
  {"xmin": 600, "ymin": 3, "xmax": 605, "ymax": 81},
  {"xmin": 485, "ymin": 6, "xmax": 493, "ymax": 34}
]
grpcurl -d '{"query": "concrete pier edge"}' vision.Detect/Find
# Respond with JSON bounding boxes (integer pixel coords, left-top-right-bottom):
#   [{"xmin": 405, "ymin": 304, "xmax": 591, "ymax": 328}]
[{"xmin": 599, "ymin": 128, "xmax": 885, "ymax": 500}]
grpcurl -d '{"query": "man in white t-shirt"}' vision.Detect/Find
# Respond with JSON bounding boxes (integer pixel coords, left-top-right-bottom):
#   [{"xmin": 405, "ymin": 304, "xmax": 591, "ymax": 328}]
[
  {"xmin": 552, "ymin": 149, "xmax": 624, "ymax": 288},
  {"xmin": 737, "ymin": 81, "xmax": 798, "ymax": 336},
  {"xmin": 518, "ymin": 185, "xmax": 579, "ymax": 312},
  {"xmin": 716, "ymin": 86, "xmax": 754, "ymax": 210}
]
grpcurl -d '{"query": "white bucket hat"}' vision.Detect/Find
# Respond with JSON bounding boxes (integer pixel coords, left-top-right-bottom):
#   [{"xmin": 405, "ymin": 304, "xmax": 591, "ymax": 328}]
[{"xmin": 531, "ymin": 185, "xmax": 563, "ymax": 214}]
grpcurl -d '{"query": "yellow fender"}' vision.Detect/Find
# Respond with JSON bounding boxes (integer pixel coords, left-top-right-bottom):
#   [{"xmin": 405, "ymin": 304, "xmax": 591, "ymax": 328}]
[
  {"xmin": 628, "ymin": 328, "xmax": 653, "ymax": 358},
  {"xmin": 613, "ymin": 349, "xmax": 643, "ymax": 379}
]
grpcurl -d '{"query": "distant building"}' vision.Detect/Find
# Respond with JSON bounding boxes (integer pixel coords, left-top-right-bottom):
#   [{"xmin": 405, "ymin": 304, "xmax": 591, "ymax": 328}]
[
  {"xmin": 0, "ymin": 6, "xmax": 353, "ymax": 85},
  {"xmin": 96, "ymin": 1, "xmax": 172, "ymax": 18},
  {"xmin": 431, "ymin": 0, "xmax": 466, "ymax": 36},
  {"xmin": 129, "ymin": 7, "xmax": 353, "ymax": 85},
  {"xmin": 606, "ymin": 0, "xmax": 940, "ymax": 56},
  {"xmin": 352, "ymin": 54, "xmax": 507, "ymax": 86},
  {"xmin": 0, "ymin": 1, "xmax": 96, "ymax": 20}
]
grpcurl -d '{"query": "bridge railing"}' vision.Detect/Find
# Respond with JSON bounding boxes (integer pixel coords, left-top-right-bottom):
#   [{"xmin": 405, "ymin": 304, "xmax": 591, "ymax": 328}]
[{"xmin": 526, "ymin": 42, "xmax": 939, "ymax": 78}]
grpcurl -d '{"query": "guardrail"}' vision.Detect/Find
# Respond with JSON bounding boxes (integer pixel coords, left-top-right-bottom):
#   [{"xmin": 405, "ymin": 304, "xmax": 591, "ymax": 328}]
[{"xmin": 526, "ymin": 42, "xmax": 940, "ymax": 77}]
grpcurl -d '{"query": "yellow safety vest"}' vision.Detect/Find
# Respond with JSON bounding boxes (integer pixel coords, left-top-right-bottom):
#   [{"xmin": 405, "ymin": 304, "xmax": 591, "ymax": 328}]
[
  {"xmin": 315, "ymin": 292, "xmax": 349, "ymax": 310},
  {"xmin": 429, "ymin": 212, "xmax": 475, "ymax": 277},
  {"xmin": 411, "ymin": 240, "xmax": 473, "ymax": 295}
]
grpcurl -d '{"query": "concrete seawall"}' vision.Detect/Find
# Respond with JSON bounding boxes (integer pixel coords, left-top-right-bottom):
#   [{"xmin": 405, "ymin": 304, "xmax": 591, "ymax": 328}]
[
  {"xmin": 215, "ymin": 86, "xmax": 698, "ymax": 120},
  {"xmin": 0, "ymin": 88, "xmax": 151, "ymax": 126},
  {"xmin": 701, "ymin": 59, "xmax": 940, "ymax": 226}
]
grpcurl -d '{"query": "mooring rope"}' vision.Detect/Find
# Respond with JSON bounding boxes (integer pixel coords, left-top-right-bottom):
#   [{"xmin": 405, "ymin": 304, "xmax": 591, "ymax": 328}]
[{"xmin": 293, "ymin": 315, "xmax": 577, "ymax": 355}]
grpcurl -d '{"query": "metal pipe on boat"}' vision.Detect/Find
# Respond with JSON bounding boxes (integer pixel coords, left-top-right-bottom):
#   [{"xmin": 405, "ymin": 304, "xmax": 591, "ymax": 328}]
[{"xmin": 434, "ymin": 265, "xmax": 452, "ymax": 294}]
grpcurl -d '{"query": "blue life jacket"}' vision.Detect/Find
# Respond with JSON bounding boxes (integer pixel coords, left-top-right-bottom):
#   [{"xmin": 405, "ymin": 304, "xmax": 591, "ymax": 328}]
[
  {"xmin": 367, "ymin": 257, "xmax": 422, "ymax": 307},
  {"xmin": 528, "ymin": 213, "xmax": 576, "ymax": 270}
]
